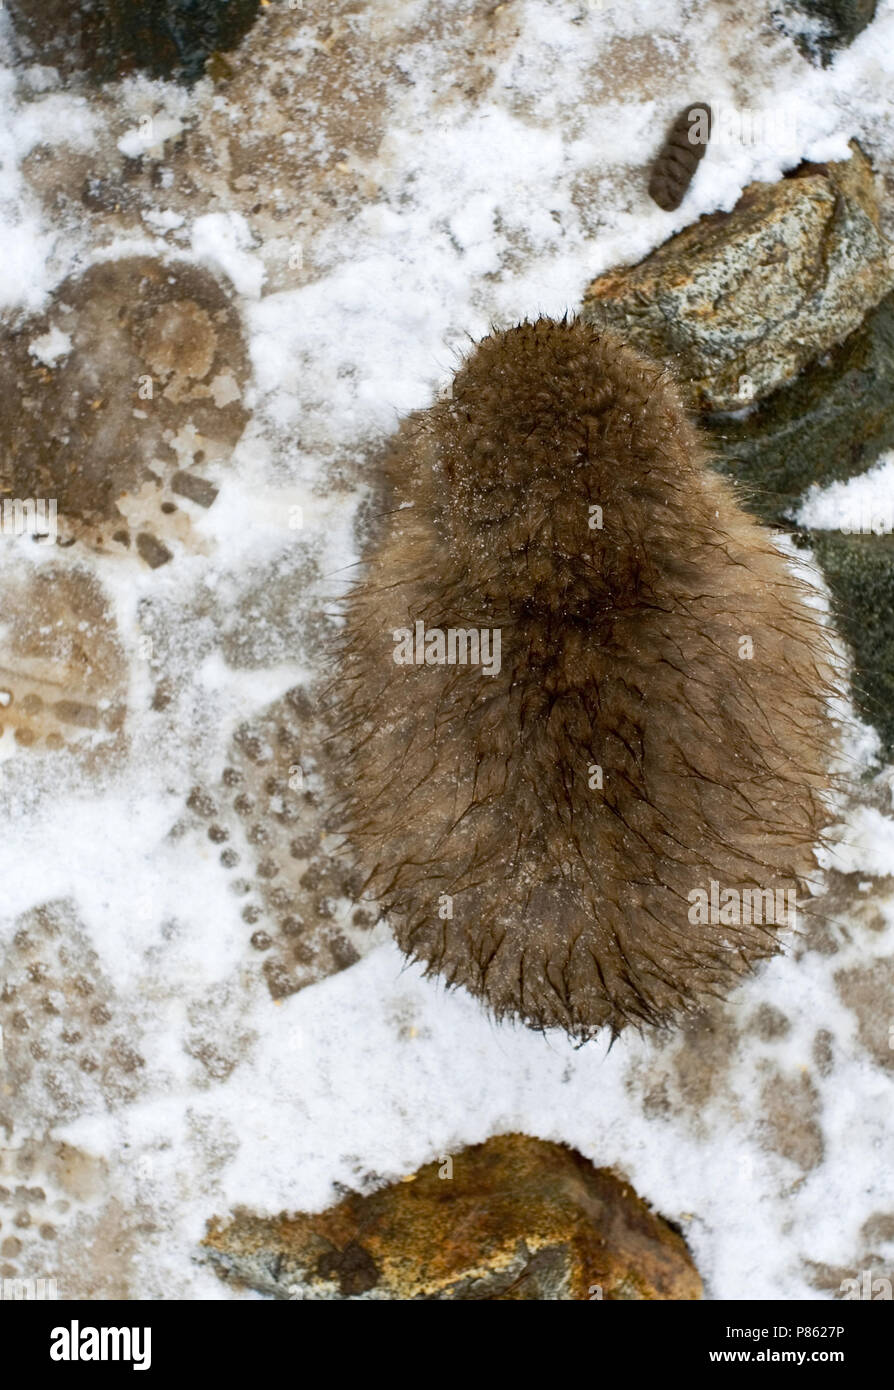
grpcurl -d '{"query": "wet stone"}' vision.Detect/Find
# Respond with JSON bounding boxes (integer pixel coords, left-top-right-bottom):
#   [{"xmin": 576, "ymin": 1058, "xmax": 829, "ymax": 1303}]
[{"xmin": 203, "ymin": 1135, "xmax": 703, "ymax": 1301}]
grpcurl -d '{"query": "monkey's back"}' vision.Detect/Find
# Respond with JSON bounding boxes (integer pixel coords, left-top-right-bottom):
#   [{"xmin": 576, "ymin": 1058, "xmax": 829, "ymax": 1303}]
[{"xmin": 335, "ymin": 321, "xmax": 836, "ymax": 1036}]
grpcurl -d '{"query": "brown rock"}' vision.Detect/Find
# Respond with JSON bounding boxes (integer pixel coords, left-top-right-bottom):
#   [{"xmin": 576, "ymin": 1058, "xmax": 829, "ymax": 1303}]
[
  {"xmin": 583, "ymin": 143, "xmax": 894, "ymax": 411},
  {"xmin": 171, "ymin": 471, "xmax": 219, "ymax": 509},
  {"xmin": 202, "ymin": 1134, "xmax": 702, "ymax": 1300}
]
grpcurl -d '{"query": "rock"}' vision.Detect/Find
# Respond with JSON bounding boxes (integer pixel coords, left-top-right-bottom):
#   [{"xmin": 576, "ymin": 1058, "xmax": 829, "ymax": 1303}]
[
  {"xmin": 800, "ymin": 532, "xmax": 894, "ymax": 757},
  {"xmin": 611, "ymin": 157, "xmax": 894, "ymax": 767},
  {"xmin": 706, "ymin": 292, "xmax": 894, "ymax": 526},
  {"xmin": 135, "ymin": 533, "xmax": 173, "ymax": 570},
  {"xmin": 582, "ymin": 143, "xmax": 894, "ymax": 412},
  {"xmin": 202, "ymin": 1134, "xmax": 702, "ymax": 1300},
  {"xmin": 0, "ymin": 256, "xmax": 250, "ymax": 559},
  {"xmin": 775, "ymin": 1, "xmax": 878, "ymax": 67},
  {"xmin": 6, "ymin": 0, "xmax": 262, "ymax": 85},
  {"xmin": 170, "ymin": 471, "xmax": 219, "ymax": 509}
]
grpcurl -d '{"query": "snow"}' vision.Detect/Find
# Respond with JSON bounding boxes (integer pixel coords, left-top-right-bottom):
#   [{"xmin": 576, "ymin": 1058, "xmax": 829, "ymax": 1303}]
[
  {"xmin": 27, "ymin": 324, "xmax": 72, "ymax": 366},
  {"xmin": 823, "ymin": 804, "xmax": 894, "ymax": 876},
  {"xmin": 795, "ymin": 450, "xmax": 894, "ymax": 534},
  {"xmin": 0, "ymin": 0, "xmax": 893, "ymax": 1301},
  {"xmin": 191, "ymin": 212, "xmax": 266, "ymax": 300},
  {"xmin": 117, "ymin": 113, "xmax": 185, "ymax": 159},
  {"xmin": 141, "ymin": 207, "xmax": 187, "ymax": 234}
]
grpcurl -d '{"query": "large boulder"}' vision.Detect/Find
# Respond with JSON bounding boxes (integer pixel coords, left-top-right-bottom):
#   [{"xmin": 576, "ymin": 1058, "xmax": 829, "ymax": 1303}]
[
  {"xmin": 582, "ymin": 144, "xmax": 894, "ymax": 412},
  {"xmin": 707, "ymin": 292, "xmax": 894, "ymax": 526},
  {"xmin": 797, "ymin": 531, "xmax": 894, "ymax": 758},
  {"xmin": 203, "ymin": 1134, "xmax": 703, "ymax": 1300}
]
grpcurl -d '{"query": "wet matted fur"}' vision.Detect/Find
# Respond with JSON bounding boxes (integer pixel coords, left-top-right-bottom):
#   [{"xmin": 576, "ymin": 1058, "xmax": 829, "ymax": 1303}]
[{"xmin": 330, "ymin": 318, "xmax": 837, "ymax": 1038}]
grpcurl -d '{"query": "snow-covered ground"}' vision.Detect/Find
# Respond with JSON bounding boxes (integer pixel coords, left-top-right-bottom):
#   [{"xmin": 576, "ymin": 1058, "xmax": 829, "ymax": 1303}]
[{"xmin": 1, "ymin": 0, "xmax": 893, "ymax": 1300}]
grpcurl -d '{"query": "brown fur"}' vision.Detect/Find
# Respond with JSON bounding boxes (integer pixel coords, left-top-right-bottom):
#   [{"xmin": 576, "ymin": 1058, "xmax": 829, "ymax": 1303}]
[{"xmin": 330, "ymin": 319, "xmax": 837, "ymax": 1037}]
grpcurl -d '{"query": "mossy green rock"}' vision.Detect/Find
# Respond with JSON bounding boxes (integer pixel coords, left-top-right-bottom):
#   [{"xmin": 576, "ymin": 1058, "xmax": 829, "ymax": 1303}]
[
  {"xmin": 777, "ymin": 1, "xmax": 878, "ymax": 67},
  {"xmin": 797, "ymin": 532, "xmax": 894, "ymax": 758},
  {"xmin": 705, "ymin": 291, "xmax": 894, "ymax": 527},
  {"xmin": 705, "ymin": 293, "xmax": 894, "ymax": 758},
  {"xmin": 7, "ymin": 0, "xmax": 261, "ymax": 85}
]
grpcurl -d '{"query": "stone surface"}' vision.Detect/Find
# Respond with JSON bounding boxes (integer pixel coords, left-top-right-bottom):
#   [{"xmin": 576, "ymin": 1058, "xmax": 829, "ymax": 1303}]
[
  {"xmin": 775, "ymin": 0, "xmax": 878, "ymax": 67},
  {"xmin": 0, "ymin": 257, "xmax": 250, "ymax": 560},
  {"xmin": 707, "ymin": 291, "xmax": 894, "ymax": 526},
  {"xmin": 7, "ymin": 0, "xmax": 262, "ymax": 85},
  {"xmin": 583, "ymin": 144, "xmax": 894, "ymax": 412},
  {"xmin": 203, "ymin": 1134, "xmax": 703, "ymax": 1300},
  {"xmin": 697, "ymin": 277, "xmax": 894, "ymax": 770},
  {"xmin": 800, "ymin": 532, "xmax": 894, "ymax": 757}
]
